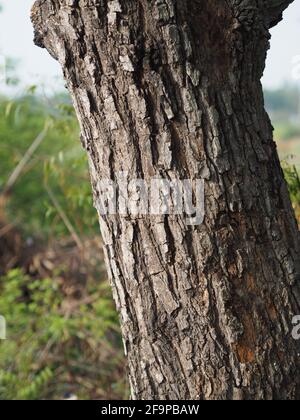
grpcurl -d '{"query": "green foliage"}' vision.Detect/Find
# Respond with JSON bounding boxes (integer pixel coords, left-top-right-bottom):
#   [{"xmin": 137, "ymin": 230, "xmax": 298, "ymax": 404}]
[
  {"xmin": 0, "ymin": 91, "xmax": 127, "ymax": 400},
  {"xmin": 0, "ymin": 268, "xmax": 127, "ymax": 400},
  {"xmin": 0, "ymin": 94, "xmax": 98, "ymax": 238},
  {"xmin": 283, "ymin": 164, "xmax": 300, "ymax": 225}
]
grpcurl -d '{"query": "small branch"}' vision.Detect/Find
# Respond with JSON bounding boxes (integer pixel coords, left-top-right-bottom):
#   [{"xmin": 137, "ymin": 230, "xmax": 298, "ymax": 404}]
[
  {"xmin": 44, "ymin": 183, "xmax": 84, "ymax": 251},
  {"xmin": 3, "ymin": 122, "xmax": 50, "ymax": 195}
]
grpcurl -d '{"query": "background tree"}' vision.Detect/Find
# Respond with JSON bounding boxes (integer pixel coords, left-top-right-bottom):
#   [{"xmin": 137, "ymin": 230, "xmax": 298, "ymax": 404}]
[{"xmin": 32, "ymin": 0, "xmax": 300, "ymax": 400}]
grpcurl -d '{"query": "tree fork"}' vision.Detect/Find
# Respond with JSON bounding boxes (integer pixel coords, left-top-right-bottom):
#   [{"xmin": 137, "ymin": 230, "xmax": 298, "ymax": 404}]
[{"xmin": 32, "ymin": 0, "xmax": 300, "ymax": 400}]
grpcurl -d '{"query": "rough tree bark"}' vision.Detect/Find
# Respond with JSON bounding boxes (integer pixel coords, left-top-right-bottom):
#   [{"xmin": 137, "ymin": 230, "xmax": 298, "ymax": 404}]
[{"xmin": 32, "ymin": 0, "xmax": 300, "ymax": 400}]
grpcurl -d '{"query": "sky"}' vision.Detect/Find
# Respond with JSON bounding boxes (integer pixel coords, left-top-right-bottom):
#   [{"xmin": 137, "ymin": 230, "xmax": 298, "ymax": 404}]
[{"xmin": 0, "ymin": 0, "xmax": 300, "ymax": 92}]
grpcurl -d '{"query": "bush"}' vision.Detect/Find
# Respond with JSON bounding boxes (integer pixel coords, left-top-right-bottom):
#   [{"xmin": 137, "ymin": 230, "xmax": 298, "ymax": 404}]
[{"xmin": 0, "ymin": 268, "xmax": 128, "ymax": 400}]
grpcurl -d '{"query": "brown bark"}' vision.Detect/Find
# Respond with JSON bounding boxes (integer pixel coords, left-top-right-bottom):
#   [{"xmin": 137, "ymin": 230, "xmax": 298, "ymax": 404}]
[{"xmin": 32, "ymin": 0, "xmax": 300, "ymax": 400}]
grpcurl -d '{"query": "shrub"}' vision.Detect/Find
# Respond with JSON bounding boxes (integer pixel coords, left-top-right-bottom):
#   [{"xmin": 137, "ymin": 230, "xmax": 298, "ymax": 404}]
[{"xmin": 0, "ymin": 268, "xmax": 128, "ymax": 400}]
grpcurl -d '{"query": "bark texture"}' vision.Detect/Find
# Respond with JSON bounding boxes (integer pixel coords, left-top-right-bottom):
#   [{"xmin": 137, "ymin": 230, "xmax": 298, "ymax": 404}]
[{"xmin": 32, "ymin": 0, "xmax": 300, "ymax": 400}]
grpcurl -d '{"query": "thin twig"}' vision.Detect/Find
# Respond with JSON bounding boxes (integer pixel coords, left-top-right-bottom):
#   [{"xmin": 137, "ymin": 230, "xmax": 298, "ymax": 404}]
[
  {"xmin": 44, "ymin": 183, "xmax": 83, "ymax": 251},
  {"xmin": 3, "ymin": 122, "xmax": 50, "ymax": 195}
]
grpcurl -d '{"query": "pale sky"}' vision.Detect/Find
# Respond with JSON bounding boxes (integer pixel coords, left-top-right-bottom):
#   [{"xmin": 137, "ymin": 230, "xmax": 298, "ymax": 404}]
[{"xmin": 0, "ymin": 0, "xmax": 300, "ymax": 92}]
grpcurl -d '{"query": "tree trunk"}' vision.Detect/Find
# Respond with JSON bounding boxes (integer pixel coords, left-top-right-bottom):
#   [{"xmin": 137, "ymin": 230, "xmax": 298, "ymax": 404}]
[{"xmin": 32, "ymin": 0, "xmax": 300, "ymax": 400}]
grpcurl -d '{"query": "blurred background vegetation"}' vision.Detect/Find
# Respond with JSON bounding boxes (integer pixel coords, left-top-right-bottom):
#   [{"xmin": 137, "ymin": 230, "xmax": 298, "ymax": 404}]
[
  {"xmin": 264, "ymin": 84, "xmax": 300, "ymax": 223},
  {"xmin": 0, "ymin": 82, "xmax": 129, "ymax": 399},
  {"xmin": 0, "ymin": 3, "xmax": 299, "ymax": 399}
]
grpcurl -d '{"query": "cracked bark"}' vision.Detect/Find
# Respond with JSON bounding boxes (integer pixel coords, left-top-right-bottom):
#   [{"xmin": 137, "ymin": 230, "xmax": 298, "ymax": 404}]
[{"xmin": 32, "ymin": 0, "xmax": 300, "ymax": 400}]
